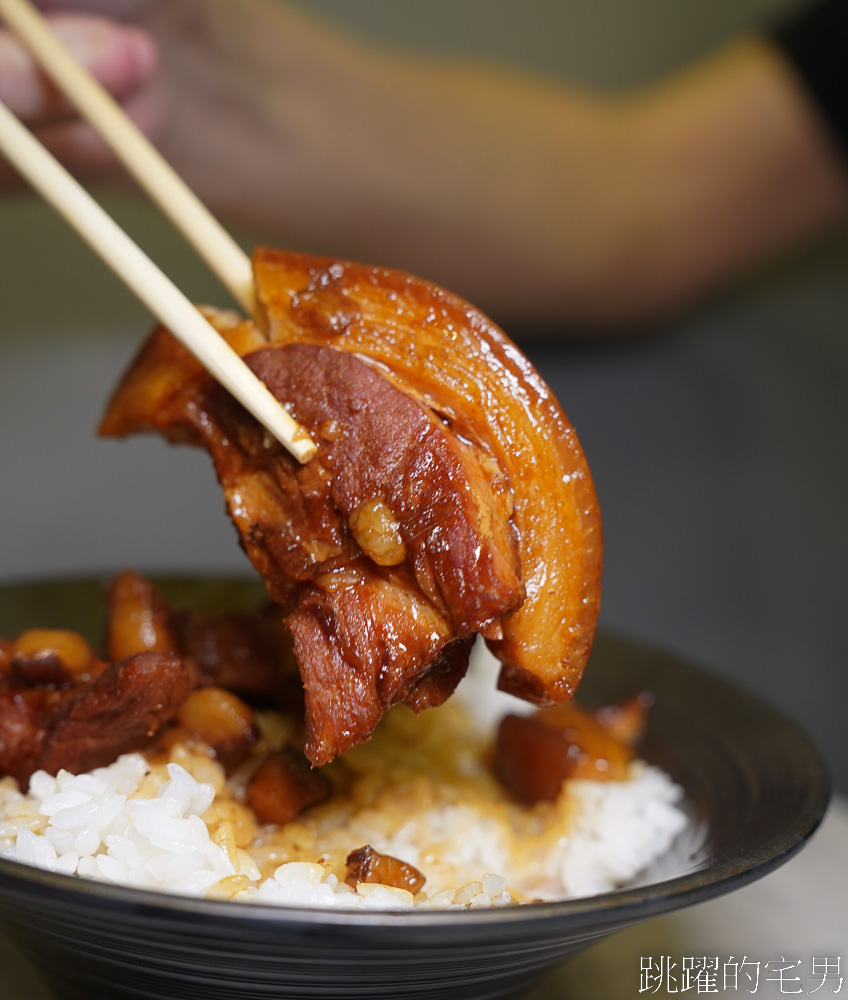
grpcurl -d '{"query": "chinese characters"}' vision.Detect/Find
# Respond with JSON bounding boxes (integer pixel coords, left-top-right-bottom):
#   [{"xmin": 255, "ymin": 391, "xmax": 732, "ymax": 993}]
[{"xmin": 640, "ymin": 956, "xmax": 843, "ymax": 994}]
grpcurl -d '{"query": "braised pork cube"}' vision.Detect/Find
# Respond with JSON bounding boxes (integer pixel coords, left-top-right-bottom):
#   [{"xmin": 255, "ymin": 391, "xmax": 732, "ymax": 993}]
[
  {"xmin": 494, "ymin": 701, "xmax": 638, "ymax": 804},
  {"xmin": 245, "ymin": 748, "xmax": 331, "ymax": 825}
]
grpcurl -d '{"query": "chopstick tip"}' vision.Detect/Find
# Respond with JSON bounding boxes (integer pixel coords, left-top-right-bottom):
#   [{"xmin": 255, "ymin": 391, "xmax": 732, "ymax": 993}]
[{"xmin": 291, "ymin": 431, "xmax": 319, "ymax": 464}]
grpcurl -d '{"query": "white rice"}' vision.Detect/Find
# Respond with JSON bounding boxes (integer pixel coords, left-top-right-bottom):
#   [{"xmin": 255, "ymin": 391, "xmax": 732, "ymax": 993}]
[{"xmin": 0, "ymin": 648, "xmax": 688, "ymax": 910}]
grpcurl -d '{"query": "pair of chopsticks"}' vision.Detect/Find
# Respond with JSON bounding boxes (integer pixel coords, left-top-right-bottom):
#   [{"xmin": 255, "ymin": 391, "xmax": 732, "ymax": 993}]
[{"xmin": 0, "ymin": 0, "xmax": 316, "ymax": 463}]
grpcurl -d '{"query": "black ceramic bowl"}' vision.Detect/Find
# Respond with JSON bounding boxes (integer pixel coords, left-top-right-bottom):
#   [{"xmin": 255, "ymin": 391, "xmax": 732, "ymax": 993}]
[{"xmin": 0, "ymin": 578, "xmax": 830, "ymax": 1000}]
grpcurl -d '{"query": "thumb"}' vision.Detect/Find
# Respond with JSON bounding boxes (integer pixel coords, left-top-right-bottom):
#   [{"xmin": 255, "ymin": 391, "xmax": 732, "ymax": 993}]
[{"xmin": 0, "ymin": 14, "xmax": 157, "ymax": 123}]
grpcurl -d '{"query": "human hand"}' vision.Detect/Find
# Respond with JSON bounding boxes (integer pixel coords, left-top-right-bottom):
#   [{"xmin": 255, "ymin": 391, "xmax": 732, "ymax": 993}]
[
  {"xmin": 0, "ymin": 2, "xmax": 159, "ymax": 185},
  {"xmin": 0, "ymin": 0, "xmax": 403, "ymax": 240}
]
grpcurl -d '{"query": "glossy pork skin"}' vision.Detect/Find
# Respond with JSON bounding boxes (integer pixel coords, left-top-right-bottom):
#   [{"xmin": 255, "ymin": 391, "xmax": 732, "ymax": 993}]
[{"xmin": 100, "ymin": 248, "xmax": 602, "ymax": 761}]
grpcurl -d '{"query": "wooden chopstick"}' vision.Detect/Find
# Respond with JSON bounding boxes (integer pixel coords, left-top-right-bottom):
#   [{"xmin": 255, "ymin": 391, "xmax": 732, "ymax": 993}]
[
  {"xmin": 0, "ymin": 0, "xmax": 256, "ymax": 317},
  {"xmin": 0, "ymin": 98, "xmax": 317, "ymax": 464}
]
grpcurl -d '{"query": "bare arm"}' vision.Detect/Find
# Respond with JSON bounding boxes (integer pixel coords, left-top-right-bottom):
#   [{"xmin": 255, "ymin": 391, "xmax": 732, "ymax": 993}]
[
  {"xmin": 1, "ymin": 1, "xmax": 846, "ymax": 330},
  {"xmin": 607, "ymin": 38, "xmax": 848, "ymax": 328}
]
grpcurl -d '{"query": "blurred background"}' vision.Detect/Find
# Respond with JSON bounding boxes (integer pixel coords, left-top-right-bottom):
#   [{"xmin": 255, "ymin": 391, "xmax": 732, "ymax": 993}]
[{"xmin": 1, "ymin": 0, "xmax": 845, "ymax": 791}]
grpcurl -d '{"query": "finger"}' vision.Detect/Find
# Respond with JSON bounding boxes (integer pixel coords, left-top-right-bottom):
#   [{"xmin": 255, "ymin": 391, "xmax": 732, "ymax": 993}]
[
  {"xmin": 24, "ymin": 81, "xmax": 160, "ymax": 173},
  {"xmin": 0, "ymin": 84, "xmax": 157, "ymax": 188},
  {"xmin": 0, "ymin": 14, "xmax": 157, "ymax": 124}
]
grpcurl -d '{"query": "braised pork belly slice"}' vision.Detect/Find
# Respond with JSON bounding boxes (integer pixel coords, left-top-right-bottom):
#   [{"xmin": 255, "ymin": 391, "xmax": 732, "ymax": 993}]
[
  {"xmin": 253, "ymin": 249, "xmax": 602, "ymax": 703},
  {"xmin": 102, "ymin": 248, "xmax": 602, "ymax": 759},
  {"xmin": 102, "ymin": 335, "xmax": 522, "ymax": 764}
]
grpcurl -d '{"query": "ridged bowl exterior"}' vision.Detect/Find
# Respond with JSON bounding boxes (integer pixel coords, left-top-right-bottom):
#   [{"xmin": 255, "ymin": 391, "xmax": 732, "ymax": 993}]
[{"xmin": 0, "ymin": 579, "xmax": 830, "ymax": 1000}]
